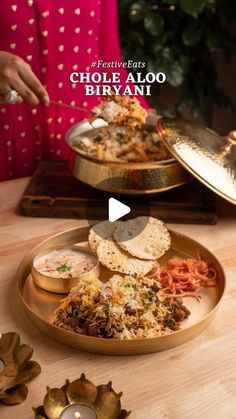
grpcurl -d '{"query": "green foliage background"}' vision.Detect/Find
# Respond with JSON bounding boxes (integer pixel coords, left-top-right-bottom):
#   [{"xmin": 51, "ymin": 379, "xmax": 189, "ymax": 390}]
[{"xmin": 118, "ymin": 0, "xmax": 236, "ymax": 123}]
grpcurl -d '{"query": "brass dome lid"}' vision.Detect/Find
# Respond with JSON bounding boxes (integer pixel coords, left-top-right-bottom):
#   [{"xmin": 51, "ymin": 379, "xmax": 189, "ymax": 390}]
[{"xmin": 157, "ymin": 118, "xmax": 236, "ymax": 205}]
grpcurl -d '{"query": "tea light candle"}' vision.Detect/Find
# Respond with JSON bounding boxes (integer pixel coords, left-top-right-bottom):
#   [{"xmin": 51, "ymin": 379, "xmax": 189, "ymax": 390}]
[
  {"xmin": 0, "ymin": 359, "xmax": 4, "ymax": 373},
  {"xmin": 59, "ymin": 404, "xmax": 98, "ymax": 419}
]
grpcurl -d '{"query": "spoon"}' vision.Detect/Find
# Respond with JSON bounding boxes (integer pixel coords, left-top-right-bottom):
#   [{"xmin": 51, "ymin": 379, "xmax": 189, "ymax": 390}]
[{"xmin": 50, "ymin": 99, "xmax": 89, "ymax": 113}]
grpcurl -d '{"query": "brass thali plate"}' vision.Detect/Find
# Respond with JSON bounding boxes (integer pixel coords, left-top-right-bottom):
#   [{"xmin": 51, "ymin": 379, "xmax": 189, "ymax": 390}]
[{"xmin": 17, "ymin": 226, "xmax": 225, "ymax": 356}]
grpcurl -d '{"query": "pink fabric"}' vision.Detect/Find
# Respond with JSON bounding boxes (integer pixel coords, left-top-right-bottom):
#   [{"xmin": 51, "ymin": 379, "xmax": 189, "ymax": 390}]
[{"xmin": 0, "ymin": 0, "xmax": 148, "ymax": 181}]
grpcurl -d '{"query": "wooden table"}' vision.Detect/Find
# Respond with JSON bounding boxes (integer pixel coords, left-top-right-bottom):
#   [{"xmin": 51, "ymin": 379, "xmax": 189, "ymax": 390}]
[{"xmin": 0, "ymin": 177, "xmax": 236, "ymax": 419}]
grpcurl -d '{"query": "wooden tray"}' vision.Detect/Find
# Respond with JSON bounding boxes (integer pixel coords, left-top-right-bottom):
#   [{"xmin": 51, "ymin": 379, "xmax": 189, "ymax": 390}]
[
  {"xmin": 17, "ymin": 226, "xmax": 225, "ymax": 356},
  {"xmin": 19, "ymin": 161, "xmax": 217, "ymax": 224}
]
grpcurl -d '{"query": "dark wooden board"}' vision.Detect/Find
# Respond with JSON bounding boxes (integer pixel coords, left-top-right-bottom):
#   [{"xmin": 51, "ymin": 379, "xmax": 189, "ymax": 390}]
[{"xmin": 19, "ymin": 161, "xmax": 217, "ymax": 224}]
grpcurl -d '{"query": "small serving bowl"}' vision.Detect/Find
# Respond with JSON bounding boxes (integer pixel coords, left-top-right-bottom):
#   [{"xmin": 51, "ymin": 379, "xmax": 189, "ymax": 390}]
[{"xmin": 31, "ymin": 246, "xmax": 100, "ymax": 294}]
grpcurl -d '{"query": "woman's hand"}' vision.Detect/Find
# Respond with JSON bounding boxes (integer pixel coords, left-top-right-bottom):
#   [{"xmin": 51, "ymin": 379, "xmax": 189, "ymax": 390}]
[{"xmin": 0, "ymin": 51, "xmax": 49, "ymax": 105}]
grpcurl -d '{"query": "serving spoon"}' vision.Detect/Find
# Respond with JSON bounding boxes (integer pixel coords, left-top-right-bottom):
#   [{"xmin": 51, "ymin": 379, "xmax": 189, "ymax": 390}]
[
  {"xmin": 50, "ymin": 99, "xmax": 89, "ymax": 113},
  {"xmin": 50, "ymin": 100, "xmax": 109, "ymax": 130}
]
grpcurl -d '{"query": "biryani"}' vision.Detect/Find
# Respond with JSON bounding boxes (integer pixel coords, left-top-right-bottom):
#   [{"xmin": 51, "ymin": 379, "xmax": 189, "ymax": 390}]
[
  {"xmin": 54, "ymin": 275, "xmax": 190, "ymax": 339},
  {"xmin": 92, "ymin": 95, "xmax": 147, "ymax": 127},
  {"xmin": 71, "ymin": 125, "xmax": 171, "ymax": 162}
]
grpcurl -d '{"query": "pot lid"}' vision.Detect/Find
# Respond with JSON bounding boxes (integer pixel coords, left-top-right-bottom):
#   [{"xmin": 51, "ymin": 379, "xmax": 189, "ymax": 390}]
[{"xmin": 157, "ymin": 118, "xmax": 236, "ymax": 205}]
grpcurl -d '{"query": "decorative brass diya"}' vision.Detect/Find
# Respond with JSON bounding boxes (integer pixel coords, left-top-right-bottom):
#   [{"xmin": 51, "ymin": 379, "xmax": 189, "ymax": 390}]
[{"xmin": 34, "ymin": 373, "xmax": 130, "ymax": 419}]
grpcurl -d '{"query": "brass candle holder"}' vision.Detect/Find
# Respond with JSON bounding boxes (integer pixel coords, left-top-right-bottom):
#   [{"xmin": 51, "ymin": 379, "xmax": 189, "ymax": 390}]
[
  {"xmin": 0, "ymin": 332, "xmax": 41, "ymax": 405},
  {"xmin": 34, "ymin": 373, "xmax": 130, "ymax": 419}
]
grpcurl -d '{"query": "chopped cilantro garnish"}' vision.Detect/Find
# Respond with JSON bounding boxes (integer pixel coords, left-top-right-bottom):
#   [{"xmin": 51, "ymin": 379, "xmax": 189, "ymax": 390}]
[
  {"xmin": 103, "ymin": 303, "xmax": 110, "ymax": 313},
  {"xmin": 148, "ymin": 290, "xmax": 154, "ymax": 296},
  {"xmin": 56, "ymin": 263, "xmax": 72, "ymax": 273},
  {"xmin": 94, "ymin": 134, "xmax": 103, "ymax": 142},
  {"xmin": 116, "ymin": 132, "xmax": 124, "ymax": 143},
  {"xmin": 163, "ymin": 318, "xmax": 176, "ymax": 330}
]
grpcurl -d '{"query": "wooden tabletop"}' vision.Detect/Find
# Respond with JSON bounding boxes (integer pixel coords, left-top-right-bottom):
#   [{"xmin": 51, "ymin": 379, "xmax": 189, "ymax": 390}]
[{"xmin": 0, "ymin": 177, "xmax": 236, "ymax": 419}]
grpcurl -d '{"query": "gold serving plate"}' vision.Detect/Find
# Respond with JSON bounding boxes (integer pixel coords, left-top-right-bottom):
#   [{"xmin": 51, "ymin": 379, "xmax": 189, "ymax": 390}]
[
  {"xmin": 17, "ymin": 226, "xmax": 225, "ymax": 356},
  {"xmin": 66, "ymin": 117, "xmax": 191, "ymax": 195}
]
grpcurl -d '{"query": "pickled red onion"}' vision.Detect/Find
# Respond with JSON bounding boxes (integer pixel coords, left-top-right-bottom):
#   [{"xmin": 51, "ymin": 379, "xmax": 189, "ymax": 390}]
[{"xmin": 149, "ymin": 258, "xmax": 216, "ymax": 300}]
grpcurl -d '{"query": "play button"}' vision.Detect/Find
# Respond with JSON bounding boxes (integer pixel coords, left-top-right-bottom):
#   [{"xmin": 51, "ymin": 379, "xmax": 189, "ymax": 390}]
[
  {"xmin": 108, "ymin": 198, "xmax": 131, "ymax": 222},
  {"xmin": 84, "ymin": 176, "xmax": 151, "ymax": 241}
]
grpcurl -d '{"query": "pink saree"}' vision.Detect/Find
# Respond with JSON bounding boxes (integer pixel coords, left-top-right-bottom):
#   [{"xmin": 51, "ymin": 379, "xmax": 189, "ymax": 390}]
[{"xmin": 0, "ymin": 0, "xmax": 147, "ymax": 180}]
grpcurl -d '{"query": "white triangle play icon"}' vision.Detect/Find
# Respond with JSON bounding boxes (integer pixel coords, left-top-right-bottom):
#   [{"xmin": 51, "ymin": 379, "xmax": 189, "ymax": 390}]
[{"xmin": 108, "ymin": 198, "xmax": 131, "ymax": 222}]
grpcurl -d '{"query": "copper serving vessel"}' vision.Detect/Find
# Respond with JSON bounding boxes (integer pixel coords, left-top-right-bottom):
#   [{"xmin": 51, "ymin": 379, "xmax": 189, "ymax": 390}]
[
  {"xmin": 66, "ymin": 115, "xmax": 236, "ymax": 202},
  {"xmin": 66, "ymin": 116, "xmax": 191, "ymax": 195}
]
